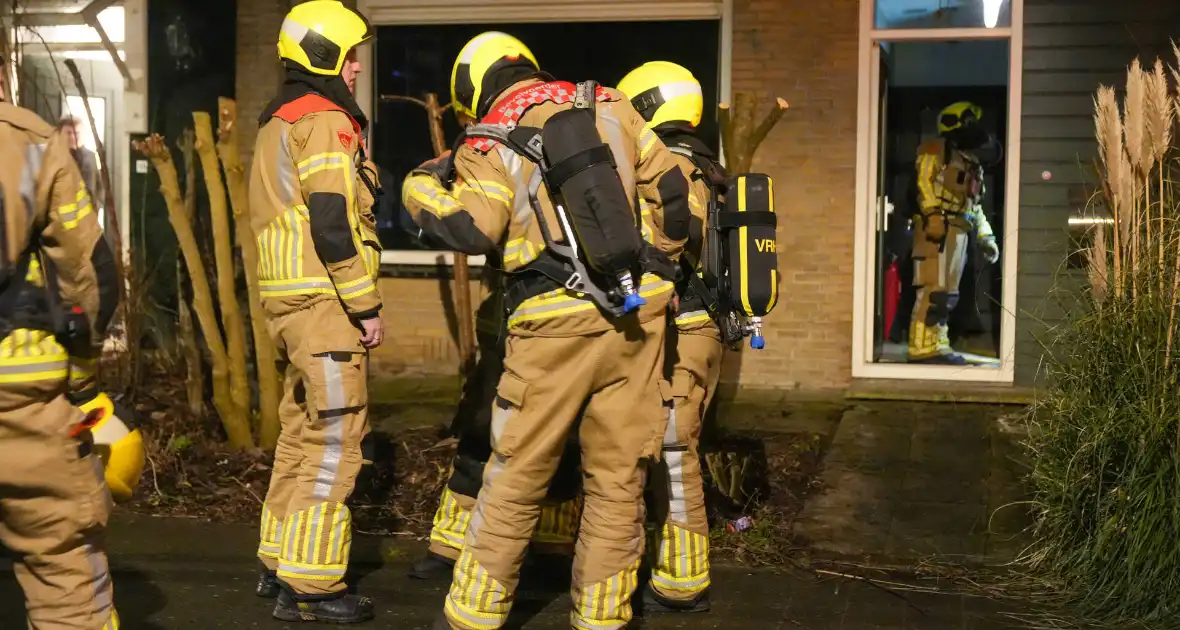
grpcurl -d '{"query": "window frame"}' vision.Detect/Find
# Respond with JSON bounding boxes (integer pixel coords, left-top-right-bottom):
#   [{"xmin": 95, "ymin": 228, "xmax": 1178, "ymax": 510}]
[
  {"xmin": 850, "ymin": 0, "xmax": 1024, "ymax": 383},
  {"xmin": 355, "ymin": 0, "xmax": 733, "ymax": 269}
]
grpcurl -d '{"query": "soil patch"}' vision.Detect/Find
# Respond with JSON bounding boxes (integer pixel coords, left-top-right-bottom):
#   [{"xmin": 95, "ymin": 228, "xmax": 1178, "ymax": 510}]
[
  {"xmin": 125, "ymin": 374, "xmax": 456, "ymax": 536},
  {"xmin": 124, "ymin": 374, "xmax": 831, "ymax": 559},
  {"xmin": 703, "ymin": 430, "xmax": 828, "ymax": 566}
]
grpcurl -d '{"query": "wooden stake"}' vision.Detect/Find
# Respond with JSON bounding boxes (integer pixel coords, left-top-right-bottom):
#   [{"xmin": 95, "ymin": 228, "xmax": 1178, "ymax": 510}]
[
  {"xmin": 194, "ymin": 112, "xmax": 252, "ymax": 438},
  {"xmin": 718, "ymin": 94, "xmax": 790, "ymax": 174},
  {"xmin": 177, "ymin": 129, "xmax": 206, "ymax": 418},
  {"xmin": 216, "ymin": 97, "xmax": 283, "ymax": 449},
  {"xmin": 134, "ymin": 134, "xmax": 254, "ymax": 449}
]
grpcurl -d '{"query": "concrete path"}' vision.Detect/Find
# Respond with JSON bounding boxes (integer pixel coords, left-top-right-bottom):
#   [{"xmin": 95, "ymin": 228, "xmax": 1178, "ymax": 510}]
[
  {"xmin": 0, "ymin": 514, "xmax": 1029, "ymax": 629},
  {"xmin": 794, "ymin": 402, "xmax": 1031, "ymax": 568}
]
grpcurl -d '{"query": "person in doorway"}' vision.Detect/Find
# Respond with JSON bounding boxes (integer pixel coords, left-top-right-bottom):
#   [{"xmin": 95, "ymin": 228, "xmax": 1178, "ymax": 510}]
[
  {"xmin": 58, "ymin": 115, "xmax": 107, "ymax": 231},
  {"xmin": 618, "ymin": 60, "xmax": 723, "ymax": 614},
  {"xmin": 401, "ymin": 31, "xmax": 691, "ymax": 630},
  {"xmin": 0, "ymin": 54, "xmax": 123, "ymax": 630},
  {"xmin": 909, "ymin": 101, "xmax": 1001, "ymax": 365},
  {"xmin": 248, "ymin": 1, "xmax": 384, "ymax": 623},
  {"xmin": 409, "ymin": 257, "xmax": 584, "ymax": 581}
]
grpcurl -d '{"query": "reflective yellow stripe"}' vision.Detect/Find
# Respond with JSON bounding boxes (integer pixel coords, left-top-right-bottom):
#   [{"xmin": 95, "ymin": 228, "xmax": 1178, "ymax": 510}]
[
  {"xmin": 674, "ymin": 311, "xmax": 712, "ymax": 326},
  {"xmin": 58, "ymin": 186, "xmax": 94, "ymax": 230},
  {"xmin": 403, "ymin": 175, "xmax": 462, "ymax": 218},
  {"xmin": 572, "ymin": 558, "xmax": 641, "ymax": 630},
  {"xmin": 444, "ymin": 551, "xmax": 512, "ymax": 629},
  {"xmin": 338, "ymin": 279, "xmax": 377, "ymax": 301},
  {"xmin": 651, "ymin": 523, "xmax": 711, "ymax": 595},
  {"xmin": 0, "ymin": 330, "xmax": 69, "ymax": 384},
  {"xmin": 639, "ymin": 203, "xmax": 655, "ymax": 244},
  {"xmin": 916, "ymin": 152, "xmax": 940, "ymax": 210},
  {"xmin": 532, "ymin": 499, "xmax": 581, "ymax": 544},
  {"xmin": 504, "ymin": 238, "xmax": 541, "ymax": 265},
  {"xmin": 429, "ymin": 487, "xmax": 472, "ymax": 551},
  {"xmin": 259, "ymin": 505, "xmax": 283, "ymax": 559},
  {"xmin": 297, "ymin": 152, "xmax": 349, "ymax": 180},
  {"xmin": 638, "ymin": 129, "xmax": 658, "ymax": 161},
  {"xmin": 737, "ymin": 177, "xmax": 753, "ymax": 317},
  {"xmin": 258, "ymin": 276, "xmax": 336, "ymax": 298},
  {"xmin": 277, "ymin": 502, "xmax": 351, "ymax": 582},
  {"xmin": 764, "ymin": 177, "xmax": 778, "ymax": 312},
  {"xmin": 455, "ymin": 179, "xmax": 512, "ymax": 205},
  {"xmin": 257, "ymin": 206, "xmax": 307, "ymax": 282},
  {"xmin": 507, "ymin": 274, "xmax": 673, "ymax": 328},
  {"xmin": 25, "ymin": 255, "xmax": 43, "ymax": 285}
]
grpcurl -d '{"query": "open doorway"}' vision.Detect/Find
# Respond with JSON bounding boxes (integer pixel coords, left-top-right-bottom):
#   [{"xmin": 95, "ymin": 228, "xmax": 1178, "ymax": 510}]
[
  {"xmin": 870, "ymin": 38, "xmax": 1010, "ymax": 367},
  {"xmin": 15, "ymin": 4, "xmax": 126, "ymax": 240}
]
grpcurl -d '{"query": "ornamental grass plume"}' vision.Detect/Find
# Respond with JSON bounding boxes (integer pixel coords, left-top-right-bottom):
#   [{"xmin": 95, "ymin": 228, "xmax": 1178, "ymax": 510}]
[{"xmin": 1022, "ymin": 47, "xmax": 1180, "ymax": 626}]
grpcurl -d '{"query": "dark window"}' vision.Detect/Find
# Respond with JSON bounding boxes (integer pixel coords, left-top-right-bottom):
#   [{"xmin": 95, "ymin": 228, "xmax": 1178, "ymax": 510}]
[{"xmin": 371, "ymin": 20, "xmax": 721, "ymax": 253}]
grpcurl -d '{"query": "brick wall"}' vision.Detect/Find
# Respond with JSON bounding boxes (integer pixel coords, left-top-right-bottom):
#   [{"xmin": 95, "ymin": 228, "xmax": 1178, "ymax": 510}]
[
  {"xmin": 368, "ymin": 277, "xmax": 479, "ymax": 378},
  {"xmin": 235, "ymin": 0, "xmax": 287, "ymax": 164},
  {"xmin": 234, "ymin": 0, "xmax": 862, "ymax": 391},
  {"xmin": 725, "ymin": 0, "xmax": 860, "ymax": 390}
]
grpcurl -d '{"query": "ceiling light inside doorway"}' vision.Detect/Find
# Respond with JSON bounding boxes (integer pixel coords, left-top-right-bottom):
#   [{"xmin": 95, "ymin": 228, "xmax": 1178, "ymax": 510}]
[{"xmin": 983, "ymin": 0, "xmax": 1004, "ymax": 28}]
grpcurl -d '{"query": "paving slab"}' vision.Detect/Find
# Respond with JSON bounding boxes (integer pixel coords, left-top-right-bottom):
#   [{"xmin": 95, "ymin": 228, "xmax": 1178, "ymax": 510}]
[{"xmin": 796, "ymin": 402, "xmax": 1032, "ymax": 568}]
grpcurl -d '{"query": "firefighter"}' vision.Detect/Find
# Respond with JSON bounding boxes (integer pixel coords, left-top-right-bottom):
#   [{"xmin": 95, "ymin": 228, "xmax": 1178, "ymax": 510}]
[
  {"xmin": 402, "ymin": 32, "xmax": 692, "ymax": 630},
  {"xmin": 0, "ymin": 53, "xmax": 123, "ymax": 629},
  {"xmin": 248, "ymin": 1, "xmax": 384, "ymax": 623},
  {"xmin": 410, "ymin": 261, "xmax": 584, "ymax": 580},
  {"xmin": 910, "ymin": 101, "xmax": 1001, "ymax": 365},
  {"xmin": 618, "ymin": 61, "xmax": 723, "ymax": 614}
]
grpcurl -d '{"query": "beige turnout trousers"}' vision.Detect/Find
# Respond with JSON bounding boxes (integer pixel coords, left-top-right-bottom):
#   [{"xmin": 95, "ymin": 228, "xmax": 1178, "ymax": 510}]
[
  {"xmin": 442, "ymin": 316, "xmax": 669, "ymax": 630},
  {"xmin": 909, "ymin": 223, "xmax": 970, "ymax": 359},
  {"xmin": 0, "ymin": 332, "xmax": 119, "ymax": 630},
  {"xmin": 648, "ymin": 326, "xmax": 723, "ymax": 602},
  {"xmin": 257, "ymin": 300, "xmax": 370, "ymax": 597}
]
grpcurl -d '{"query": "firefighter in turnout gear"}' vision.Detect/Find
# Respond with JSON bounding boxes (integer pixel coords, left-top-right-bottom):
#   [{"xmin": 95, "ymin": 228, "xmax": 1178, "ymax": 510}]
[
  {"xmin": 248, "ymin": 1, "xmax": 383, "ymax": 622},
  {"xmin": 618, "ymin": 60, "xmax": 722, "ymax": 614},
  {"xmin": 410, "ymin": 260, "xmax": 584, "ymax": 580},
  {"xmin": 402, "ymin": 32, "xmax": 693, "ymax": 630},
  {"xmin": 909, "ymin": 101, "xmax": 1000, "ymax": 365},
  {"xmin": 0, "ymin": 55, "xmax": 123, "ymax": 629}
]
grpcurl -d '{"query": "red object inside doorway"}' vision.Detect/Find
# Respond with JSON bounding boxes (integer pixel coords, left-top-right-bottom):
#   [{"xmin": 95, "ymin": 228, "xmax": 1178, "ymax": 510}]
[{"xmin": 884, "ymin": 260, "xmax": 900, "ymax": 338}]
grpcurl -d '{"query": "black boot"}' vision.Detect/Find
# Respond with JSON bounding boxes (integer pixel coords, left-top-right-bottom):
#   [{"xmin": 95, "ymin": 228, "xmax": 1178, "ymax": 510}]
[
  {"xmin": 273, "ymin": 588, "xmax": 375, "ymax": 624},
  {"xmin": 256, "ymin": 567, "xmax": 279, "ymax": 598},
  {"xmin": 641, "ymin": 585, "xmax": 711, "ymax": 614},
  {"xmin": 409, "ymin": 551, "xmax": 456, "ymax": 580},
  {"xmin": 431, "ymin": 612, "xmax": 453, "ymax": 630}
]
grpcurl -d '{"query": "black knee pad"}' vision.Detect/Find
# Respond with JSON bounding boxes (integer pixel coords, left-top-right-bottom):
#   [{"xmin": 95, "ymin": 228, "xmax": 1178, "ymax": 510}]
[
  {"xmin": 925, "ymin": 291, "xmax": 950, "ymax": 324},
  {"xmin": 447, "ymin": 452, "xmax": 486, "ymax": 500}
]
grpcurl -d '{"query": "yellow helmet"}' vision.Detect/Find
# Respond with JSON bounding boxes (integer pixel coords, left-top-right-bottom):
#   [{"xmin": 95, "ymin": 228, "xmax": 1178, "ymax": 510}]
[
  {"xmin": 278, "ymin": 0, "xmax": 373, "ymax": 76},
  {"xmin": 938, "ymin": 101, "xmax": 983, "ymax": 135},
  {"xmin": 451, "ymin": 31, "xmax": 540, "ymax": 120},
  {"xmin": 79, "ymin": 392, "xmax": 145, "ymax": 504},
  {"xmin": 617, "ymin": 61, "xmax": 704, "ymax": 129}
]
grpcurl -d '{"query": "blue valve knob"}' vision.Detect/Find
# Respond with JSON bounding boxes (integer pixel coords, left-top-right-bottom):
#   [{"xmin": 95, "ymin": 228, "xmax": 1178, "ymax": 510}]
[
  {"xmin": 750, "ymin": 334, "xmax": 766, "ymax": 350},
  {"xmin": 623, "ymin": 293, "xmax": 647, "ymax": 313}
]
